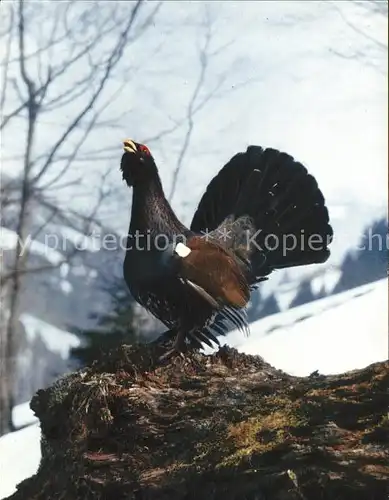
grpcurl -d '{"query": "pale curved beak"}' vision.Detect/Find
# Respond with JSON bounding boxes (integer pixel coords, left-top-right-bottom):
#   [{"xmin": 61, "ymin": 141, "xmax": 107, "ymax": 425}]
[{"xmin": 123, "ymin": 139, "xmax": 137, "ymax": 154}]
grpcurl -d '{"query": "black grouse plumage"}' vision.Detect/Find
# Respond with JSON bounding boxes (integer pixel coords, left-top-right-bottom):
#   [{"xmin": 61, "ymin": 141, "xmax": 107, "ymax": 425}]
[{"xmin": 120, "ymin": 141, "xmax": 333, "ymax": 354}]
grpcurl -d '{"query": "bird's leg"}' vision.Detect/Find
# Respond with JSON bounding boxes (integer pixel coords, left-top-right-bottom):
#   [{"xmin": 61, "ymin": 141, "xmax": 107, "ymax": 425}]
[
  {"xmin": 149, "ymin": 328, "xmax": 176, "ymax": 345},
  {"xmin": 158, "ymin": 329, "xmax": 187, "ymax": 362}
]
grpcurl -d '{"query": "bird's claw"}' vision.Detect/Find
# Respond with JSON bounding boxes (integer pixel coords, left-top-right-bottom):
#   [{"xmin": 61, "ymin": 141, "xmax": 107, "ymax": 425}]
[{"xmin": 158, "ymin": 347, "xmax": 186, "ymax": 363}]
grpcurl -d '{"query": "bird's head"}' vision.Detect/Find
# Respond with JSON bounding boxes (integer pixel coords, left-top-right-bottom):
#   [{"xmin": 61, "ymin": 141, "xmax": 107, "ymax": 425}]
[{"xmin": 120, "ymin": 139, "xmax": 157, "ymax": 187}]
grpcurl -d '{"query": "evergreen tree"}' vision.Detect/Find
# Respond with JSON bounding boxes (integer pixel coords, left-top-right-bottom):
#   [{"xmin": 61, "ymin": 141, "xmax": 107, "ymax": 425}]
[
  {"xmin": 357, "ymin": 218, "xmax": 388, "ymax": 283},
  {"xmin": 289, "ymin": 280, "xmax": 315, "ymax": 309},
  {"xmin": 259, "ymin": 293, "xmax": 280, "ymax": 317},
  {"xmin": 315, "ymin": 284, "xmax": 327, "ymax": 301},
  {"xmin": 335, "ymin": 217, "xmax": 388, "ymax": 294},
  {"xmin": 71, "ymin": 279, "xmax": 142, "ymax": 367},
  {"xmin": 247, "ymin": 288, "xmax": 262, "ymax": 322}
]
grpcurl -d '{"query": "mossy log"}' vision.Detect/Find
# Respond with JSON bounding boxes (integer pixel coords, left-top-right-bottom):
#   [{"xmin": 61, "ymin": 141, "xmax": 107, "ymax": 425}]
[{"xmin": 7, "ymin": 344, "xmax": 389, "ymax": 500}]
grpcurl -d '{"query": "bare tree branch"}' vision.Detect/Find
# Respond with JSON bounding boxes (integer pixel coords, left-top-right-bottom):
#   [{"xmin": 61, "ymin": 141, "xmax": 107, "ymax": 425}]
[
  {"xmin": 0, "ymin": 5, "xmax": 14, "ymax": 118},
  {"xmin": 0, "ymin": 0, "xmax": 161, "ymax": 436},
  {"xmin": 353, "ymin": 0, "xmax": 388, "ymax": 17},
  {"xmin": 167, "ymin": 15, "xmax": 213, "ymax": 202},
  {"xmin": 330, "ymin": 1, "xmax": 388, "ymax": 52},
  {"xmin": 167, "ymin": 7, "xmax": 254, "ymax": 202},
  {"xmin": 31, "ymin": 2, "xmax": 143, "ymax": 187},
  {"xmin": 1, "ymin": 3, "xmax": 128, "ymax": 131},
  {"xmin": 328, "ymin": 47, "xmax": 387, "ymax": 75}
]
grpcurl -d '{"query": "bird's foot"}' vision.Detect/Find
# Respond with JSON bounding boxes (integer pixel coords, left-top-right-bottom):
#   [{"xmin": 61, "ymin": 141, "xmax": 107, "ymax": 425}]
[
  {"xmin": 158, "ymin": 330, "xmax": 188, "ymax": 363},
  {"xmin": 158, "ymin": 346, "xmax": 186, "ymax": 363},
  {"xmin": 158, "ymin": 346, "xmax": 203, "ymax": 375}
]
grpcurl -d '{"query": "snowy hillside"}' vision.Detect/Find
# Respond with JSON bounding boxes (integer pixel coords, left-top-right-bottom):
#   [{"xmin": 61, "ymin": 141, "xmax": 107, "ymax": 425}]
[
  {"xmin": 0, "ymin": 403, "xmax": 40, "ymax": 500},
  {"xmin": 11, "ymin": 402, "xmax": 38, "ymax": 430},
  {"xmin": 19, "ymin": 313, "xmax": 81, "ymax": 360},
  {"xmin": 206, "ymin": 278, "xmax": 388, "ymax": 376},
  {"xmin": 264, "ymin": 265, "xmax": 342, "ymax": 311},
  {"xmin": 0, "ymin": 423, "xmax": 41, "ymax": 500},
  {"xmin": 13, "ymin": 313, "xmax": 80, "ymax": 405},
  {"xmin": 1, "ymin": 224, "xmax": 117, "ymax": 332}
]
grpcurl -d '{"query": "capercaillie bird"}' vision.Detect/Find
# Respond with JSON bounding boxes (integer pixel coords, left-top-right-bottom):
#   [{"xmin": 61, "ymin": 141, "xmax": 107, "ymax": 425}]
[{"xmin": 120, "ymin": 139, "xmax": 333, "ymax": 359}]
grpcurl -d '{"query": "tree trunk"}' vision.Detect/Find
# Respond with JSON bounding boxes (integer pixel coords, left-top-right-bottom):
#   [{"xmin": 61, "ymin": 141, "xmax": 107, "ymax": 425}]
[
  {"xmin": 0, "ymin": 345, "xmax": 14, "ymax": 436},
  {"xmin": 0, "ymin": 279, "xmax": 15, "ymax": 436},
  {"xmin": 1, "ymin": 177, "xmax": 31, "ymax": 436}
]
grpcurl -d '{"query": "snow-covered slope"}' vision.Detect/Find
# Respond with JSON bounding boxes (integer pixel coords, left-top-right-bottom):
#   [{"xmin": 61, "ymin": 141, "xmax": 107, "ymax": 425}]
[
  {"xmin": 11, "ymin": 402, "xmax": 38, "ymax": 430},
  {"xmin": 0, "ymin": 423, "xmax": 41, "ymax": 500},
  {"xmin": 15, "ymin": 314, "xmax": 81, "ymax": 405},
  {"xmin": 20, "ymin": 313, "xmax": 81, "ymax": 360},
  {"xmin": 206, "ymin": 279, "xmax": 388, "ymax": 376},
  {"xmin": 0, "ymin": 403, "xmax": 40, "ymax": 499}
]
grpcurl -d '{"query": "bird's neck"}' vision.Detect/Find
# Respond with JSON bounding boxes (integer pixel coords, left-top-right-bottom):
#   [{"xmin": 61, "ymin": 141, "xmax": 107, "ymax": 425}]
[{"xmin": 129, "ymin": 176, "xmax": 187, "ymax": 241}]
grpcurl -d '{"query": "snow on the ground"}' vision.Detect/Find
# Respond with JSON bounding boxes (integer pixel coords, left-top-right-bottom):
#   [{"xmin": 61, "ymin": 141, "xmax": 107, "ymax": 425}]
[
  {"xmin": 20, "ymin": 313, "xmax": 80, "ymax": 359},
  {"xmin": 0, "ymin": 423, "xmax": 41, "ymax": 500},
  {"xmin": 12, "ymin": 402, "xmax": 38, "ymax": 429},
  {"xmin": 206, "ymin": 279, "xmax": 388, "ymax": 376},
  {"xmin": 0, "ymin": 319, "xmax": 78, "ymax": 498}
]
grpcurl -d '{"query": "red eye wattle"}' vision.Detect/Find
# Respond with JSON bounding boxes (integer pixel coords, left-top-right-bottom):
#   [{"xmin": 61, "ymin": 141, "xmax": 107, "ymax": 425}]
[{"xmin": 139, "ymin": 145, "xmax": 150, "ymax": 155}]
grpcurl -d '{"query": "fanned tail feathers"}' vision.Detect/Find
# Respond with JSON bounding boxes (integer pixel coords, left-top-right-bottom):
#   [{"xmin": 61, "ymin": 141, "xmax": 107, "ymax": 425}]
[
  {"xmin": 188, "ymin": 145, "xmax": 333, "ymax": 348},
  {"xmin": 191, "ymin": 146, "xmax": 333, "ymax": 282}
]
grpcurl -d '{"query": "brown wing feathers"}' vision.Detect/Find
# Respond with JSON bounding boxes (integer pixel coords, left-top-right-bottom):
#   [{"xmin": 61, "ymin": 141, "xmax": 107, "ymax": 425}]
[{"xmin": 177, "ymin": 236, "xmax": 250, "ymax": 309}]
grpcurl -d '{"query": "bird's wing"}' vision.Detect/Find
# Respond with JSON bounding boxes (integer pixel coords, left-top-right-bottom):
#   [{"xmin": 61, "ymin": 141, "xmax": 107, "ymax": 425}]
[
  {"xmin": 178, "ymin": 236, "xmax": 250, "ymax": 308},
  {"xmin": 173, "ymin": 236, "xmax": 252, "ymax": 339}
]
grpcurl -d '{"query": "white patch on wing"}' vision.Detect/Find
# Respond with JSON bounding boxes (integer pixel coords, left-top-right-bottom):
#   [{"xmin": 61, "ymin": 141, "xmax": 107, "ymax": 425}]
[{"xmin": 175, "ymin": 242, "xmax": 192, "ymax": 257}]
